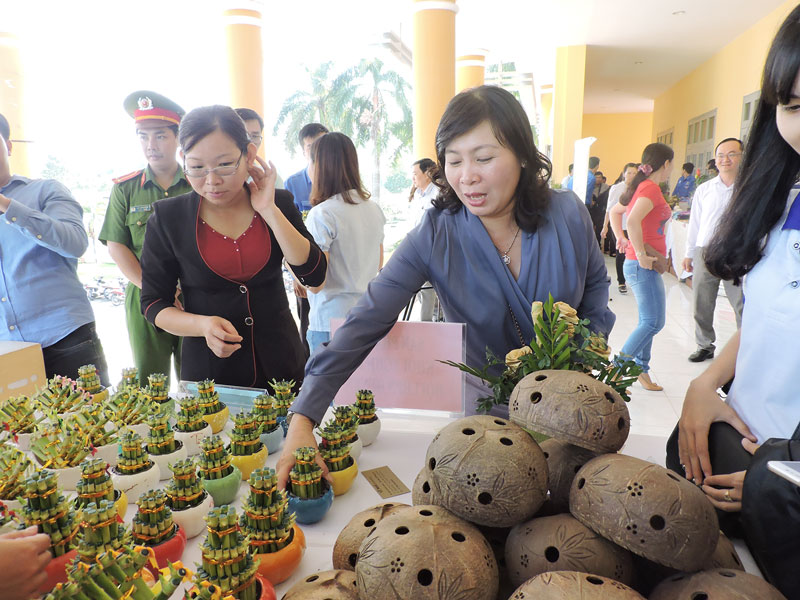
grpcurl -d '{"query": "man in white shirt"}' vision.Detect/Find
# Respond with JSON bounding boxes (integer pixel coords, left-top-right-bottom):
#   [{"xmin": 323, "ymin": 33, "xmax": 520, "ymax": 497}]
[
  {"xmin": 683, "ymin": 138, "xmax": 745, "ymax": 362},
  {"xmin": 410, "ymin": 158, "xmax": 440, "ymax": 321}
]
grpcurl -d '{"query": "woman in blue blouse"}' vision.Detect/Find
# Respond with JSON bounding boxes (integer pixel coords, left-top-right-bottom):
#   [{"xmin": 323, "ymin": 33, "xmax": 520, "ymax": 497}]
[{"xmin": 277, "ymin": 85, "xmax": 614, "ymax": 485}]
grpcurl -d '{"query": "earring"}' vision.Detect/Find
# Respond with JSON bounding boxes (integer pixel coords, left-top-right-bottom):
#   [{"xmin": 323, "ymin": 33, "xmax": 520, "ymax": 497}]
[{"xmin": 521, "ymin": 161, "xmax": 528, "ymax": 169}]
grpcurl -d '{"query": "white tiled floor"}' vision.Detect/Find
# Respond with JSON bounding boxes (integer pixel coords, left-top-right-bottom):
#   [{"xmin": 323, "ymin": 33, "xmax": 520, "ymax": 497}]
[{"xmin": 605, "ymin": 255, "xmax": 738, "ymax": 457}]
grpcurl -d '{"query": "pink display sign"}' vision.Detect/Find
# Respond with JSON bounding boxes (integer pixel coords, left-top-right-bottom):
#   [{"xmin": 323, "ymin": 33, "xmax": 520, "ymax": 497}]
[{"xmin": 330, "ymin": 319, "xmax": 465, "ymax": 413}]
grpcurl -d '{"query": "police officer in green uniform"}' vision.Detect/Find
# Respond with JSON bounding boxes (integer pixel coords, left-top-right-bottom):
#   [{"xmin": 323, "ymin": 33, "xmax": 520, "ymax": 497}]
[{"xmin": 99, "ymin": 91, "xmax": 192, "ymax": 386}]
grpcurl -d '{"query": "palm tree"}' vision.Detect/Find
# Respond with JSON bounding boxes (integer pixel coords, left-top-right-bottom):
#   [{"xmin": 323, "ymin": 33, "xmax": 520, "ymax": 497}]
[{"xmin": 273, "ymin": 59, "xmax": 412, "ymax": 201}]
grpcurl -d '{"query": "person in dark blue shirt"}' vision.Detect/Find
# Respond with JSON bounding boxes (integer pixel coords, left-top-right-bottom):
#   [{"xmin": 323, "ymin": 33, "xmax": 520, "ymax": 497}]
[
  {"xmin": 284, "ymin": 122, "xmax": 329, "ymax": 353},
  {"xmin": 566, "ymin": 156, "xmax": 600, "ymax": 206},
  {"xmin": 672, "ymin": 162, "xmax": 696, "ymax": 205}
]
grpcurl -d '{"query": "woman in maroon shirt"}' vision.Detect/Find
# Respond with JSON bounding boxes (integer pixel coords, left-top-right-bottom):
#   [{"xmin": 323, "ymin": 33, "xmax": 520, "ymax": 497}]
[
  {"xmin": 140, "ymin": 105, "xmax": 326, "ymax": 388},
  {"xmin": 609, "ymin": 142, "xmax": 674, "ymax": 391}
]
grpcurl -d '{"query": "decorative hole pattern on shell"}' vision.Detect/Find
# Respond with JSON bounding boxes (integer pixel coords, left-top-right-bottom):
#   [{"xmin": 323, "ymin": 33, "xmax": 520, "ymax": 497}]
[
  {"xmin": 569, "ymin": 454, "xmax": 719, "ymax": 572},
  {"xmin": 508, "ymin": 571, "xmax": 645, "ymax": 599},
  {"xmin": 354, "ymin": 505, "xmax": 498, "ymax": 600},
  {"xmin": 509, "ymin": 370, "xmax": 630, "ymax": 452},
  {"xmin": 505, "ymin": 513, "xmax": 634, "ymax": 588},
  {"xmin": 332, "ymin": 503, "xmax": 409, "ymax": 571},
  {"xmin": 648, "ymin": 568, "xmax": 787, "ymax": 600},
  {"xmin": 422, "ymin": 415, "xmax": 548, "ymax": 527},
  {"xmin": 540, "ymin": 438, "xmax": 598, "ymax": 513},
  {"xmin": 281, "ymin": 569, "xmax": 359, "ymax": 600}
]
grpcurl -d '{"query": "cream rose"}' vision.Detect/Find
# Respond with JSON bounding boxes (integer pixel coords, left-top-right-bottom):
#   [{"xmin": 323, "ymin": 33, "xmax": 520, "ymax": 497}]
[
  {"xmin": 531, "ymin": 301, "xmax": 544, "ymax": 324},
  {"xmin": 505, "ymin": 346, "xmax": 533, "ymax": 369}
]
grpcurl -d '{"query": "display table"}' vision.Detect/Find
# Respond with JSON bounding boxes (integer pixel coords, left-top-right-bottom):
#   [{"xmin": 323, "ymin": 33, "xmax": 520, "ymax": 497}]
[{"xmin": 667, "ymin": 216, "xmax": 690, "ymax": 278}]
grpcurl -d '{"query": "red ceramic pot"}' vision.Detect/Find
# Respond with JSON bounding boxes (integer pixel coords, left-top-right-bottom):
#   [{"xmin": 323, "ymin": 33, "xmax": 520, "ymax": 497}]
[
  {"xmin": 255, "ymin": 525, "xmax": 306, "ymax": 585},
  {"xmin": 145, "ymin": 523, "xmax": 187, "ymax": 575},
  {"xmin": 256, "ymin": 573, "xmax": 277, "ymax": 600},
  {"xmin": 43, "ymin": 548, "xmax": 78, "ymax": 593}
]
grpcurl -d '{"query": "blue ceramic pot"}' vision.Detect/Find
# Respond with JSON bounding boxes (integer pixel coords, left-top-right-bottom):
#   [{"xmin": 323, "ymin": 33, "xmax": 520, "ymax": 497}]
[
  {"xmin": 277, "ymin": 416, "xmax": 288, "ymax": 437},
  {"xmin": 260, "ymin": 427, "xmax": 283, "ymax": 454},
  {"xmin": 286, "ymin": 482, "xmax": 334, "ymax": 524}
]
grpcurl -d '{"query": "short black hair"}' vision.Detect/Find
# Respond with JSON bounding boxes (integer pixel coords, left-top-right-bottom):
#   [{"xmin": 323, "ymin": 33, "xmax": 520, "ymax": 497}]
[
  {"xmin": 235, "ymin": 108, "xmax": 264, "ymax": 131},
  {"xmin": 707, "ymin": 159, "xmax": 718, "ymax": 170},
  {"xmin": 413, "ymin": 158, "xmax": 436, "ymax": 173},
  {"xmin": 589, "ymin": 156, "xmax": 600, "ymax": 169},
  {"xmin": 298, "ymin": 123, "xmax": 329, "ymax": 146},
  {"xmin": 682, "ymin": 162, "xmax": 694, "ymax": 173},
  {"xmin": 180, "ymin": 105, "xmax": 250, "ymax": 154},
  {"xmin": 715, "ymin": 137, "xmax": 743, "ymax": 153},
  {"xmin": 0, "ymin": 113, "xmax": 9, "ymax": 141},
  {"xmin": 568, "ymin": 163, "xmax": 573, "ymax": 172}
]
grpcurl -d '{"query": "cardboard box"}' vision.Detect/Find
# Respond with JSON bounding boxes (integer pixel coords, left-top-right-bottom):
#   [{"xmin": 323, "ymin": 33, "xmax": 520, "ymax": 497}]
[{"xmin": 0, "ymin": 341, "xmax": 46, "ymax": 401}]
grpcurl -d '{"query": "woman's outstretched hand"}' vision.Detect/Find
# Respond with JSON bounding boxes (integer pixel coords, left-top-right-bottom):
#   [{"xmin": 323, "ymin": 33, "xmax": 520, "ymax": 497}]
[{"xmin": 248, "ymin": 156, "xmax": 278, "ymax": 215}]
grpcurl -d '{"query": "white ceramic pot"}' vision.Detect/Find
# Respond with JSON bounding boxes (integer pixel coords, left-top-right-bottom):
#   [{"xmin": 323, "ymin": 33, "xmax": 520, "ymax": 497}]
[
  {"xmin": 148, "ymin": 441, "xmax": 188, "ymax": 480},
  {"xmin": 357, "ymin": 418, "xmax": 381, "ymax": 447},
  {"xmin": 170, "ymin": 491, "xmax": 214, "ymax": 539},
  {"xmin": 0, "ymin": 498, "xmax": 23, "ymax": 514},
  {"xmin": 124, "ymin": 423, "xmax": 149, "ymax": 439},
  {"xmin": 174, "ymin": 424, "xmax": 212, "ymax": 456},
  {"xmin": 42, "ymin": 464, "xmax": 83, "ymax": 491},
  {"xmin": 11, "ymin": 432, "xmax": 32, "ymax": 452},
  {"xmin": 111, "ymin": 462, "xmax": 161, "ymax": 501},
  {"xmin": 348, "ymin": 436, "xmax": 362, "ymax": 462},
  {"xmin": 95, "ymin": 442, "xmax": 119, "ymax": 466}
]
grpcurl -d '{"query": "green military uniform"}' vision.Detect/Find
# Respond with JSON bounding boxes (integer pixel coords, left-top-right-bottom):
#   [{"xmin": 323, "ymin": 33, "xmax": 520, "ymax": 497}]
[
  {"xmin": 99, "ymin": 90, "xmax": 191, "ymax": 387},
  {"xmin": 99, "ymin": 166, "xmax": 191, "ymax": 386}
]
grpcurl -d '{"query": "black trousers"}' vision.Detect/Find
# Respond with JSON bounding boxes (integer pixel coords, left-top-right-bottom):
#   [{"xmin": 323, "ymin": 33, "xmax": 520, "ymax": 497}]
[
  {"xmin": 295, "ymin": 295, "xmax": 310, "ymax": 357},
  {"xmin": 666, "ymin": 422, "xmax": 800, "ymax": 598},
  {"xmin": 42, "ymin": 322, "xmax": 110, "ymax": 386}
]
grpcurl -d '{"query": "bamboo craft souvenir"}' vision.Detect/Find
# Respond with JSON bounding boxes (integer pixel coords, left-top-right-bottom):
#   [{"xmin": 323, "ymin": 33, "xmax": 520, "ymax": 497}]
[
  {"xmin": 132, "ymin": 489, "xmax": 176, "ymax": 546},
  {"xmin": 252, "ymin": 395, "xmax": 279, "ymax": 435},
  {"xmin": 198, "ymin": 436, "xmax": 234, "ymax": 481},
  {"xmin": 76, "ymin": 498, "xmax": 130, "ymax": 564},
  {"xmin": 0, "ymin": 444, "xmax": 37, "ymax": 503},
  {"xmin": 117, "ymin": 431, "xmax": 155, "ymax": 475},
  {"xmin": 289, "ymin": 447, "xmax": 323, "ymax": 500},
  {"xmin": 21, "ymin": 471, "xmax": 79, "ymax": 557},
  {"xmin": 35, "ymin": 376, "xmax": 88, "ymax": 414},
  {"xmin": 146, "ymin": 409, "xmax": 187, "ymax": 474},
  {"xmin": 317, "ymin": 423, "xmax": 353, "ymax": 473},
  {"xmin": 352, "ymin": 389, "xmax": 377, "ymax": 424},
  {"xmin": 196, "ymin": 506, "xmax": 260, "ymax": 600},
  {"xmin": 175, "ymin": 396, "xmax": 209, "ymax": 433},
  {"xmin": 165, "ymin": 459, "xmax": 206, "ymax": 511},
  {"xmin": 332, "ymin": 406, "xmax": 358, "ymax": 445},
  {"xmin": 229, "ymin": 412, "xmax": 264, "ymax": 457},
  {"xmin": 268, "ymin": 380, "xmax": 295, "ymax": 418},
  {"xmin": 144, "ymin": 373, "xmax": 172, "ymax": 411},
  {"xmin": 75, "ymin": 458, "xmax": 114, "ymax": 506},
  {"xmin": 197, "ymin": 379, "xmax": 225, "ymax": 415},
  {"xmin": 242, "ymin": 468, "xmax": 295, "ymax": 553},
  {"xmin": 120, "ymin": 366, "xmax": 139, "ymax": 388},
  {"xmin": 43, "ymin": 548, "xmax": 192, "ymax": 600},
  {"xmin": 77, "ymin": 364, "xmax": 102, "ymax": 395}
]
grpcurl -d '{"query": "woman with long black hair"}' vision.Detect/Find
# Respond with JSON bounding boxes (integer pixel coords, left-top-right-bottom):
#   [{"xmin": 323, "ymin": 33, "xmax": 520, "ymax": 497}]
[
  {"xmin": 669, "ymin": 6, "xmax": 800, "ymax": 595},
  {"xmin": 609, "ymin": 143, "xmax": 674, "ymax": 391}
]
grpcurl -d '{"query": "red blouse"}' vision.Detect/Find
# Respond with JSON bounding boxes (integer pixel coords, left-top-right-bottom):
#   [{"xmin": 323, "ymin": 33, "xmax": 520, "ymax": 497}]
[{"xmin": 197, "ymin": 214, "xmax": 270, "ymax": 282}]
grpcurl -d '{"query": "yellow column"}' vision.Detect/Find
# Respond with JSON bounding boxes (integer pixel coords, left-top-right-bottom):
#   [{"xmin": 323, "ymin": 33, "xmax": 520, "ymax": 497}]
[
  {"xmin": 223, "ymin": 1, "xmax": 264, "ymax": 154},
  {"xmin": 552, "ymin": 45, "xmax": 587, "ymax": 182},
  {"xmin": 413, "ymin": 0, "xmax": 457, "ymax": 161},
  {"xmin": 0, "ymin": 31, "xmax": 29, "ymax": 175},
  {"xmin": 456, "ymin": 50, "xmax": 486, "ymax": 93},
  {"xmin": 539, "ymin": 90, "xmax": 553, "ymax": 155}
]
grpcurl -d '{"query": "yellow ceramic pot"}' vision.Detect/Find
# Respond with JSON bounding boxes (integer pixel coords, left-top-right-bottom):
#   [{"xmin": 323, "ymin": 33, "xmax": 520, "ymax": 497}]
[
  {"xmin": 230, "ymin": 444, "xmax": 268, "ymax": 480},
  {"xmin": 114, "ymin": 489, "xmax": 128, "ymax": 520},
  {"xmin": 329, "ymin": 459, "xmax": 358, "ymax": 496},
  {"xmin": 202, "ymin": 405, "xmax": 230, "ymax": 434}
]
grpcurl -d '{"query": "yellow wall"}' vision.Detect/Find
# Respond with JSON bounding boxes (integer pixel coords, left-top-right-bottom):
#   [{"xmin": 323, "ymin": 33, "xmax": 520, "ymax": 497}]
[
  {"xmin": 552, "ymin": 45, "xmax": 586, "ymax": 181},
  {"xmin": 651, "ymin": 0, "xmax": 796, "ymax": 187},
  {"xmin": 582, "ymin": 112, "xmax": 653, "ymax": 182}
]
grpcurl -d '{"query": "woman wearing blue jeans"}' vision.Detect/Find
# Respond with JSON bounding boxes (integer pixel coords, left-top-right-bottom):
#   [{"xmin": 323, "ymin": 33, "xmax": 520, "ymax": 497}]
[{"xmin": 609, "ymin": 143, "xmax": 674, "ymax": 391}]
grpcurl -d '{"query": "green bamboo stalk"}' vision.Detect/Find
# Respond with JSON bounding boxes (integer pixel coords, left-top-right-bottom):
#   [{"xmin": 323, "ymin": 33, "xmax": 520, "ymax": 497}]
[
  {"xmin": 115, "ymin": 431, "xmax": 153, "ymax": 475},
  {"xmin": 197, "ymin": 380, "xmax": 225, "ymax": 416},
  {"xmin": 197, "ymin": 436, "xmax": 234, "ymax": 481},
  {"xmin": 228, "ymin": 411, "xmax": 263, "ymax": 457},
  {"xmin": 289, "ymin": 447, "xmax": 322, "ymax": 499},
  {"xmin": 317, "ymin": 422, "xmax": 353, "ymax": 473},
  {"xmin": 174, "ymin": 396, "xmax": 208, "ymax": 433}
]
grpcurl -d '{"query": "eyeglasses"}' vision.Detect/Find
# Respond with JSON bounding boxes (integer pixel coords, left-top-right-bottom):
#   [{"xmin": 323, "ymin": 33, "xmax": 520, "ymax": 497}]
[
  {"xmin": 184, "ymin": 152, "xmax": 244, "ymax": 178},
  {"xmin": 249, "ymin": 134, "xmax": 263, "ymax": 144},
  {"xmin": 715, "ymin": 152, "xmax": 742, "ymax": 161}
]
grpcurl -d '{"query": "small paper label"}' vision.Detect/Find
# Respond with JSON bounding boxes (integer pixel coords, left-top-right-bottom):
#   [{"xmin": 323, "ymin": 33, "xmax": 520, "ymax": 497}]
[{"xmin": 361, "ymin": 466, "xmax": 410, "ymax": 499}]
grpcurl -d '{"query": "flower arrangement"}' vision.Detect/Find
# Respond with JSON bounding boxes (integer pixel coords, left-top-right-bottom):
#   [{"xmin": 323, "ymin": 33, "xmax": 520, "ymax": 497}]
[
  {"xmin": 241, "ymin": 467, "xmax": 295, "ymax": 554},
  {"xmin": 43, "ymin": 549, "xmax": 191, "ymax": 600},
  {"xmin": 35, "ymin": 376, "xmax": 87, "ymax": 414},
  {"xmin": 442, "ymin": 295, "xmax": 641, "ymax": 413},
  {"xmin": 119, "ymin": 366, "xmax": 139, "ymax": 388},
  {"xmin": 230, "ymin": 411, "xmax": 264, "ymax": 457},
  {"xmin": 253, "ymin": 395, "xmax": 279, "ymax": 435},
  {"xmin": 197, "ymin": 436, "xmax": 234, "ymax": 482},
  {"xmin": 104, "ymin": 386, "xmax": 152, "ymax": 428},
  {"xmin": 76, "ymin": 498, "xmax": 130, "ymax": 564},
  {"xmin": 21, "ymin": 471, "xmax": 79, "ymax": 557},
  {"xmin": 116, "ymin": 430, "xmax": 155, "ymax": 475},
  {"xmin": 352, "ymin": 389, "xmax": 377, "ymax": 425},
  {"xmin": 175, "ymin": 396, "xmax": 209, "ymax": 433},
  {"xmin": 165, "ymin": 459, "xmax": 206, "ymax": 511},
  {"xmin": 0, "ymin": 445, "xmax": 36, "ymax": 503},
  {"xmin": 77, "ymin": 364, "xmax": 103, "ymax": 395},
  {"xmin": 195, "ymin": 506, "xmax": 260, "ymax": 600},
  {"xmin": 268, "ymin": 380, "xmax": 295, "ymax": 418},
  {"xmin": 132, "ymin": 489, "xmax": 176, "ymax": 546},
  {"xmin": 197, "ymin": 379, "xmax": 225, "ymax": 415},
  {"xmin": 288, "ymin": 448, "xmax": 324, "ymax": 500}
]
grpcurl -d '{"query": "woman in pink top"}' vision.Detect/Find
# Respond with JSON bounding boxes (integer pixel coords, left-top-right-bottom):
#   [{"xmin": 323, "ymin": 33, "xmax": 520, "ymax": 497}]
[{"xmin": 609, "ymin": 142, "xmax": 674, "ymax": 390}]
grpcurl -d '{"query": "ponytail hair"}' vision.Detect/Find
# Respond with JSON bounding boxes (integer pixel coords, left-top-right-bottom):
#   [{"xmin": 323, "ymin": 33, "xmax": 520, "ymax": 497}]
[{"xmin": 619, "ymin": 143, "xmax": 674, "ymax": 206}]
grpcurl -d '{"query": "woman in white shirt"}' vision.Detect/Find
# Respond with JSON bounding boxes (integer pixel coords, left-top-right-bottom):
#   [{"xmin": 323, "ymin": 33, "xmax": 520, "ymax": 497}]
[
  {"xmin": 670, "ymin": 7, "xmax": 800, "ymax": 595},
  {"xmin": 304, "ymin": 132, "xmax": 385, "ymax": 353}
]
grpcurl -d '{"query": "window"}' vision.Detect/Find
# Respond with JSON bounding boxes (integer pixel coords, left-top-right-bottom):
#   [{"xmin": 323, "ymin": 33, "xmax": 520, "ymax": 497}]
[
  {"xmin": 657, "ymin": 128, "xmax": 674, "ymax": 148},
  {"xmin": 741, "ymin": 91, "xmax": 760, "ymax": 142},
  {"xmin": 686, "ymin": 109, "xmax": 717, "ymax": 174}
]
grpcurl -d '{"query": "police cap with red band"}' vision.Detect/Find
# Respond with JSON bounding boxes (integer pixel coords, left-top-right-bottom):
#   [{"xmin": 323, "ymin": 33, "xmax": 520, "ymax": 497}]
[{"xmin": 123, "ymin": 90, "xmax": 185, "ymax": 125}]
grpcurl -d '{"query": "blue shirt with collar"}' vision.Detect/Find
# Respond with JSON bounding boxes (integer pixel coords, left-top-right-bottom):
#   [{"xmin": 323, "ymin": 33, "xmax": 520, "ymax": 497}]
[
  {"xmin": 566, "ymin": 172, "xmax": 596, "ymax": 206},
  {"xmin": 284, "ymin": 167, "xmax": 313, "ymax": 213},
  {"xmin": 673, "ymin": 174, "xmax": 696, "ymax": 201},
  {"xmin": 0, "ymin": 175, "xmax": 94, "ymax": 347}
]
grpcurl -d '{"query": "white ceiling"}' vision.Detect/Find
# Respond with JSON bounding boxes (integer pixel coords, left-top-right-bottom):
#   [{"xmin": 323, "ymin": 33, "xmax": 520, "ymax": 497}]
[{"xmin": 447, "ymin": 0, "xmax": 789, "ymax": 113}]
